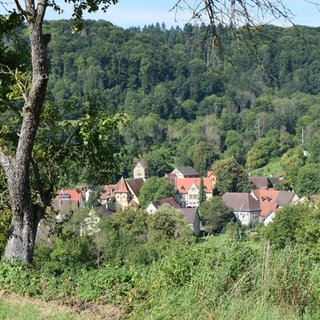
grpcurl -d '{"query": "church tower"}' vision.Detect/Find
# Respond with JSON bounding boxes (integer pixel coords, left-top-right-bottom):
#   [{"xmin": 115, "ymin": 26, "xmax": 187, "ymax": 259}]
[{"xmin": 133, "ymin": 160, "xmax": 149, "ymax": 180}]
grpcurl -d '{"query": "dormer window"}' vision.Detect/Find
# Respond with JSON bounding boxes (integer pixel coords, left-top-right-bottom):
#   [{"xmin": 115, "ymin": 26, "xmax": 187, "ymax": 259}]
[{"xmin": 59, "ymin": 193, "xmax": 71, "ymax": 198}]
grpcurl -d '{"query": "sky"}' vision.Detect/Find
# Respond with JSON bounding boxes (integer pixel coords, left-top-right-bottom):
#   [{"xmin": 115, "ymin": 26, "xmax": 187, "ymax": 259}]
[
  {"xmin": 1, "ymin": 0, "xmax": 320, "ymax": 28},
  {"xmin": 50, "ymin": 0, "xmax": 320, "ymax": 28},
  {"xmin": 49, "ymin": 0, "xmax": 193, "ymax": 28}
]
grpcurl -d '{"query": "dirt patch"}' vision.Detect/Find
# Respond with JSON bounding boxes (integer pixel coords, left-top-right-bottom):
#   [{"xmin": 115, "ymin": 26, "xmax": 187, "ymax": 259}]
[{"xmin": 0, "ymin": 292, "xmax": 122, "ymax": 320}]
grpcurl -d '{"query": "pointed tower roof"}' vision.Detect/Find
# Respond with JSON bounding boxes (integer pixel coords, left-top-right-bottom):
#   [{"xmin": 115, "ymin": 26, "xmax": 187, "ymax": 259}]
[{"xmin": 116, "ymin": 177, "xmax": 129, "ymax": 193}]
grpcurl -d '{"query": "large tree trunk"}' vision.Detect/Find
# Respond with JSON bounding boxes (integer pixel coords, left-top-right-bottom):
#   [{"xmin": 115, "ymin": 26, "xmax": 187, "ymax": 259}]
[
  {"xmin": 4, "ymin": 170, "xmax": 40, "ymax": 263},
  {"xmin": 0, "ymin": 1, "xmax": 49, "ymax": 263}
]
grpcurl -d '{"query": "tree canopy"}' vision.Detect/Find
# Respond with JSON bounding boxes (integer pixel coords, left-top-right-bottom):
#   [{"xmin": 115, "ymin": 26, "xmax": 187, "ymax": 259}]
[
  {"xmin": 199, "ymin": 196, "xmax": 235, "ymax": 234},
  {"xmin": 212, "ymin": 158, "xmax": 252, "ymax": 196},
  {"xmin": 138, "ymin": 177, "xmax": 177, "ymax": 209}
]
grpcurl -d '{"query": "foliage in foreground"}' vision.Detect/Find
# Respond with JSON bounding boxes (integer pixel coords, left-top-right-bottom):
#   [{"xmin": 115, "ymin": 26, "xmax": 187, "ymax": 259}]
[
  {"xmin": 0, "ymin": 235, "xmax": 320, "ymax": 319},
  {"xmin": 0, "ymin": 202, "xmax": 320, "ymax": 319}
]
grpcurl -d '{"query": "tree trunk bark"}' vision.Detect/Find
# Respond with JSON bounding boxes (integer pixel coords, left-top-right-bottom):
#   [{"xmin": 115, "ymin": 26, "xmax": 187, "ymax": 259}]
[
  {"xmin": 4, "ymin": 172, "xmax": 39, "ymax": 263},
  {"xmin": 1, "ymin": 1, "xmax": 49, "ymax": 263}
]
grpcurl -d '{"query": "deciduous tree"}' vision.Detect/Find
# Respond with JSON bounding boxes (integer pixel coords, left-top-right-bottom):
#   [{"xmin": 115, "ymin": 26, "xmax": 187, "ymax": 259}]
[
  {"xmin": 139, "ymin": 176, "xmax": 177, "ymax": 209},
  {"xmin": 147, "ymin": 204, "xmax": 192, "ymax": 241},
  {"xmin": 0, "ymin": 0, "xmax": 119, "ymax": 263},
  {"xmin": 199, "ymin": 196, "xmax": 235, "ymax": 234},
  {"xmin": 264, "ymin": 204, "xmax": 320, "ymax": 251},
  {"xmin": 192, "ymin": 141, "xmax": 218, "ymax": 176},
  {"xmin": 212, "ymin": 158, "xmax": 251, "ymax": 195},
  {"xmin": 295, "ymin": 164, "xmax": 320, "ymax": 197}
]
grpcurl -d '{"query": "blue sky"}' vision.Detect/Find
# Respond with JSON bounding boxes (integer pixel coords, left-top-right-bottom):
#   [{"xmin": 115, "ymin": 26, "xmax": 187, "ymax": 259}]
[
  {"xmin": 1, "ymin": 0, "xmax": 320, "ymax": 28},
  {"xmin": 47, "ymin": 0, "xmax": 193, "ymax": 28},
  {"xmin": 50, "ymin": 0, "xmax": 320, "ymax": 28}
]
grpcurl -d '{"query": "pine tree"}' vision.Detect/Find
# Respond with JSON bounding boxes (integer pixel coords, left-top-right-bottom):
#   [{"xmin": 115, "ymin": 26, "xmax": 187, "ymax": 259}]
[{"xmin": 199, "ymin": 178, "xmax": 207, "ymax": 206}]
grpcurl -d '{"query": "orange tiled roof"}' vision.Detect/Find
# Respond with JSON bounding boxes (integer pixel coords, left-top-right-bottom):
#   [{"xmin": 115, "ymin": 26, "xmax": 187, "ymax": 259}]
[
  {"xmin": 250, "ymin": 188, "xmax": 288, "ymax": 219},
  {"xmin": 115, "ymin": 177, "xmax": 129, "ymax": 193},
  {"xmin": 57, "ymin": 189, "xmax": 82, "ymax": 201},
  {"xmin": 251, "ymin": 188, "xmax": 280, "ymax": 203},
  {"xmin": 176, "ymin": 177, "xmax": 212, "ymax": 194},
  {"xmin": 259, "ymin": 203, "xmax": 278, "ymax": 218}
]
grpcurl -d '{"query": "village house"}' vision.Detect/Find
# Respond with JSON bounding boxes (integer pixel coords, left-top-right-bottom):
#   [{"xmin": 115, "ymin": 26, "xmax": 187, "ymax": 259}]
[
  {"xmin": 133, "ymin": 160, "xmax": 149, "ymax": 180},
  {"xmin": 112, "ymin": 177, "xmax": 144, "ymax": 208},
  {"xmin": 170, "ymin": 166, "xmax": 200, "ymax": 179},
  {"xmin": 175, "ymin": 177, "xmax": 213, "ymax": 208},
  {"xmin": 166, "ymin": 166, "xmax": 200, "ymax": 187},
  {"xmin": 99, "ymin": 184, "xmax": 117, "ymax": 205},
  {"xmin": 99, "ymin": 161, "xmax": 147, "ymax": 209},
  {"xmin": 250, "ymin": 188, "xmax": 299, "ymax": 225},
  {"xmin": 222, "ymin": 192, "xmax": 261, "ymax": 226},
  {"xmin": 146, "ymin": 197, "xmax": 180, "ymax": 214},
  {"xmin": 53, "ymin": 188, "xmax": 87, "ymax": 211},
  {"xmin": 222, "ymin": 184, "xmax": 299, "ymax": 226}
]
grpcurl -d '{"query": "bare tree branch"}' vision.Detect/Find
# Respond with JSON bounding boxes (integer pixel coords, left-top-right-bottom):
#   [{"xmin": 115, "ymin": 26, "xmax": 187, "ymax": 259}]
[{"xmin": 13, "ymin": 0, "xmax": 26, "ymax": 15}]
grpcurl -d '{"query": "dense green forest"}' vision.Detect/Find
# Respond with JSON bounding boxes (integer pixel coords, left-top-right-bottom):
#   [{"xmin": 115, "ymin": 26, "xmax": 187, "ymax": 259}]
[{"xmin": 42, "ymin": 20, "xmax": 320, "ymax": 194}]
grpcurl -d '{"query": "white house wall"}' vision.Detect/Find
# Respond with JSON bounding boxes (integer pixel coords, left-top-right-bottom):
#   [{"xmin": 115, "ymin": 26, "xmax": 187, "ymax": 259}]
[{"xmin": 234, "ymin": 210, "xmax": 260, "ymax": 226}]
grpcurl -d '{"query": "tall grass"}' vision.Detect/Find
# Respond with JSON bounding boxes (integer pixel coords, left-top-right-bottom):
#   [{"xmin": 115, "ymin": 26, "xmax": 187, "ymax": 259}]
[
  {"xmin": 127, "ymin": 238, "xmax": 320, "ymax": 319},
  {"xmin": 0, "ymin": 236, "xmax": 319, "ymax": 319}
]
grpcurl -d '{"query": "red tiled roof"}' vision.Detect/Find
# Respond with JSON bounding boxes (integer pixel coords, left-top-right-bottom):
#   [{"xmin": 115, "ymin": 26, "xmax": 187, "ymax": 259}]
[
  {"xmin": 57, "ymin": 189, "xmax": 82, "ymax": 201},
  {"xmin": 259, "ymin": 203, "xmax": 278, "ymax": 218},
  {"xmin": 250, "ymin": 188, "xmax": 297, "ymax": 218},
  {"xmin": 115, "ymin": 177, "xmax": 129, "ymax": 193},
  {"xmin": 176, "ymin": 177, "xmax": 212, "ymax": 194},
  {"xmin": 251, "ymin": 188, "xmax": 280, "ymax": 203}
]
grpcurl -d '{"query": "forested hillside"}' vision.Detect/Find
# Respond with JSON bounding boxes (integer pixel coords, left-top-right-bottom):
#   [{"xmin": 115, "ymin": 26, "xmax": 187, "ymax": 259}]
[{"xmin": 43, "ymin": 20, "xmax": 320, "ymax": 195}]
